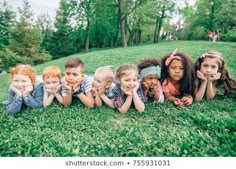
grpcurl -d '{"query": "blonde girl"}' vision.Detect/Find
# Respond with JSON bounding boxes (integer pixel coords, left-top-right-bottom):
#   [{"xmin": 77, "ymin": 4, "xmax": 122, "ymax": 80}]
[{"xmin": 113, "ymin": 64, "xmax": 145, "ymax": 113}]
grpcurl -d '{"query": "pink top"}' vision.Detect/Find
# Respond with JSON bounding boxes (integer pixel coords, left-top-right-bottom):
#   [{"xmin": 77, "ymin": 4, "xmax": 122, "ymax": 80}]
[{"xmin": 162, "ymin": 78, "xmax": 180, "ymax": 96}]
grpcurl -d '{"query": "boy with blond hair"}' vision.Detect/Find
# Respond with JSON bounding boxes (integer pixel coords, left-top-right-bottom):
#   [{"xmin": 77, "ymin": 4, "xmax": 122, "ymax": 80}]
[
  {"xmin": 92, "ymin": 66, "xmax": 115, "ymax": 108},
  {"xmin": 62, "ymin": 58, "xmax": 94, "ymax": 108}
]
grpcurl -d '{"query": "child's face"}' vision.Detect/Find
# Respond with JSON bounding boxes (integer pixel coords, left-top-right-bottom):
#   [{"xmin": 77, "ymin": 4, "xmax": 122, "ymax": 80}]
[
  {"xmin": 93, "ymin": 74, "xmax": 109, "ymax": 89},
  {"xmin": 200, "ymin": 57, "xmax": 219, "ymax": 78},
  {"xmin": 168, "ymin": 59, "xmax": 184, "ymax": 81},
  {"xmin": 143, "ymin": 74, "xmax": 158, "ymax": 89},
  {"xmin": 118, "ymin": 70, "xmax": 138, "ymax": 93},
  {"xmin": 44, "ymin": 77, "xmax": 60, "ymax": 90},
  {"xmin": 12, "ymin": 74, "xmax": 32, "ymax": 92},
  {"xmin": 65, "ymin": 66, "xmax": 84, "ymax": 87}
]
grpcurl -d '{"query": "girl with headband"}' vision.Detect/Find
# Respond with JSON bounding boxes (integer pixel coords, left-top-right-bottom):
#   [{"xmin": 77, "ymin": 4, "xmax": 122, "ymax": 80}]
[
  {"xmin": 138, "ymin": 57, "xmax": 164, "ymax": 103},
  {"xmin": 161, "ymin": 49, "xmax": 196, "ymax": 106}
]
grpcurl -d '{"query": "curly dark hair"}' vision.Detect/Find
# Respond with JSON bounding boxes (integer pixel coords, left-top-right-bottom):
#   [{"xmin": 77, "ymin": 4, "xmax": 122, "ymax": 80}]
[
  {"xmin": 137, "ymin": 57, "xmax": 161, "ymax": 73},
  {"xmin": 160, "ymin": 50, "xmax": 196, "ymax": 96},
  {"xmin": 195, "ymin": 50, "xmax": 236, "ymax": 96}
]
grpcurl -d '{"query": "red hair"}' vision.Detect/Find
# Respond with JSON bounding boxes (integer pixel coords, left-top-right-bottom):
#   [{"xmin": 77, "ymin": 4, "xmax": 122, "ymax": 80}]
[
  {"xmin": 42, "ymin": 66, "xmax": 61, "ymax": 80},
  {"xmin": 10, "ymin": 64, "xmax": 36, "ymax": 84}
]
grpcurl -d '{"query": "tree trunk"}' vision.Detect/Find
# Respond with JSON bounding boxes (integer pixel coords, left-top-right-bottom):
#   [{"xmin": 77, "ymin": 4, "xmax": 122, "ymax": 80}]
[
  {"xmin": 154, "ymin": 17, "xmax": 159, "ymax": 43},
  {"xmin": 85, "ymin": 20, "xmax": 90, "ymax": 53},
  {"xmin": 156, "ymin": 5, "xmax": 165, "ymax": 43},
  {"xmin": 118, "ymin": 0, "xmax": 127, "ymax": 48},
  {"xmin": 113, "ymin": 13, "xmax": 119, "ymax": 47}
]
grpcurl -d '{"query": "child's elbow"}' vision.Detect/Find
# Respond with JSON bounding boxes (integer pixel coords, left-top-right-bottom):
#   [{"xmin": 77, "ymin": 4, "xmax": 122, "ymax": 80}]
[
  {"xmin": 118, "ymin": 108, "xmax": 127, "ymax": 114},
  {"xmin": 137, "ymin": 106, "xmax": 145, "ymax": 113}
]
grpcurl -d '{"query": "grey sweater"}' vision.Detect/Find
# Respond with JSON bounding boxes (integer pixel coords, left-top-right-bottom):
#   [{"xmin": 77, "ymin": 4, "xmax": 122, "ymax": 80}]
[{"xmin": 6, "ymin": 83, "xmax": 44, "ymax": 115}]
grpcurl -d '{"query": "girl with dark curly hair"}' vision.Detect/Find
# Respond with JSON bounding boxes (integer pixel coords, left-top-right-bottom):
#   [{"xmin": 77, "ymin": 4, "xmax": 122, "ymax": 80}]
[{"xmin": 161, "ymin": 49, "xmax": 195, "ymax": 106}]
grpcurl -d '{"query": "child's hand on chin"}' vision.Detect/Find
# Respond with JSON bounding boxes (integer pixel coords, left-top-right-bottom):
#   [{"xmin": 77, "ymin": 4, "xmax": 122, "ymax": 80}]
[
  {"xmin": 209, "ymin": 72, "xmax": 221, "ymax": 82},
  {"xmin": 22, "ymin": 84, "xmax": 33, "ymax": 96},
  {"xmin": 10, "ymin": 85, "xmax": 22, "ymax": 96}
]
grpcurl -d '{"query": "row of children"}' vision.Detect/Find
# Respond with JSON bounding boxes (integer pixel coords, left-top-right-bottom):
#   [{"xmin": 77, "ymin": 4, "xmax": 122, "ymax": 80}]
[{"xmin": 5, "ymin": 49, "xmax": 236, "ymax": 115}]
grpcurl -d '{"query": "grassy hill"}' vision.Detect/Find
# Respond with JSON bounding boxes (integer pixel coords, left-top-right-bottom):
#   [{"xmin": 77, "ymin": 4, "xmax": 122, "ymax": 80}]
[{"xmin": 0, "ymin": 41, "xmax": 236, "ymax": 156}]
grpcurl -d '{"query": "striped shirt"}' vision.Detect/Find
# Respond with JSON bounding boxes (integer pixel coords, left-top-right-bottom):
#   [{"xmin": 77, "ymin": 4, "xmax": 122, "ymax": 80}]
[{"xmin": 61, "ymin": 75, "xmax": 93, "ymax": 97}]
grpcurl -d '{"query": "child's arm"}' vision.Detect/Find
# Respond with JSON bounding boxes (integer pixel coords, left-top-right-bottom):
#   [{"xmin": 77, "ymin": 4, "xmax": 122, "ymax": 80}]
[
  {"xmin": 132, "ymin": 82, "xmax": 145, "ymax": 112},
  {"xmin": 195, "ymin": 70, "xmax": 207, "ymax": 101},
  {"xmin": 100, "ymin": 94, "xmax": 115, "ymax": 108},
  {"xmin": 6, "ymin": 89, "xmax": 23, "ymax": 114},
  {"xmin": 118, "ymin": 95, "xmax": 132, "ymax": 113},
  {"xmin": 54, "ymin": 84, "xmax": 63, "ymax": 104},
  {"xmin": 206, "ymin": 73, "xmax": 221, "ymax": 99},
  {"xmin": 94, "ymin": 90, "xmax": 103, "ymax": 107},
  {"xmin": 153, "ymin": 81, "xmax": 163, "ymax": 102},
  {"xmin": 43, "ymin": 88, "xmax": 54, "ymax": 107},
  {"xmin": 62, "ymin": 85, "xmax": 73, "ymax": 106},
  {"xmin": 206, "ymin": 81, "xmax": 217, "ymax": 99},
  {"xmin": 23, "ymin": 84, "xmax": 43, "ymax": 108},
  {"xmin": 77, "ymin": 91, "xmax": 94, "ymax": 108}
]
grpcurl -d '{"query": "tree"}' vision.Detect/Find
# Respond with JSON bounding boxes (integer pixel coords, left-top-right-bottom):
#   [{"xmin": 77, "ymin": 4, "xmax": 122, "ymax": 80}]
[
  {"xmin": 9, "ymin": 0, "xmax": 43, "ymax": 63},
  {"xmin": 0, "ymin": 1, "xmax": 15, "ymax": 49}
]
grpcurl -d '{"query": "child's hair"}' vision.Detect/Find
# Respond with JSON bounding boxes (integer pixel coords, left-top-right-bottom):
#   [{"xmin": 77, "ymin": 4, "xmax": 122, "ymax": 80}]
[
  {"xmin": 10, "ymin": 64, "xmax": 36, "ymax": 84},
  {"xmin": 195, "ymin": 50, "xmax": 236, "ymax": 96},
  {"xmin": 161, "ymin": 49, "xmax": 195, "ymax": 95},
  {"xmin": 116, "ymin": 64, "xmax": 138, "ymax": 80},
  {"xmin": 42, "ymin": 66, "xmax": 61, "ymax": 80},
  {"xmin": 95, "ymin": 66, "xmax": 114, "ymax": 83},
  {"xmin": 137, "ymin": 57, "xmax": 161, "ymax": 79},
  {"xmin": 65, "ymin": 58, "xmax": 84, "ymax": 72}
]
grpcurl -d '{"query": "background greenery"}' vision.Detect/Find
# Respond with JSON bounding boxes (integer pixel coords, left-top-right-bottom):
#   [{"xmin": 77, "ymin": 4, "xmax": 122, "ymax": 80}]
[
  {"xmin": 0, "ymin": 41, "xmax": 236, "ymax": 156},
  {"xmin": 1, "ymin": 0, "xmax": 236, "ymax": 72}
]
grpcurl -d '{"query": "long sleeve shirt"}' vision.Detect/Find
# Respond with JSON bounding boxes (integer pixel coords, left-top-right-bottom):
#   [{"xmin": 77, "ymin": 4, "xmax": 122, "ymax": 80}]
[{"xmin": 6, "ymin": 83, "xmax": 44, "ymax": 115}]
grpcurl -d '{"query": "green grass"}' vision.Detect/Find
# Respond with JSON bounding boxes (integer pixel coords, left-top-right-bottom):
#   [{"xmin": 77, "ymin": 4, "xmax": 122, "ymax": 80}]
[{"xmin": 0, "ymin": 41, "xmax": 236, "ymax": 156}]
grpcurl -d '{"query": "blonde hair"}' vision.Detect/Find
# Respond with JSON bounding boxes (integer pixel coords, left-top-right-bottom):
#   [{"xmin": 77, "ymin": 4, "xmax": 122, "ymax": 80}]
[
  {"xmin": 94, "ymin": 66, "xmax": 114, "ymax": 82},
  {"xmin": 10, "ymin": 64, "xmax": 36, "ymax": 84},
  {"xmin": 116, "ymin": 64, "xmax": 138, "ymax": 80},
  {"xmin": 42, "ymin": 66, "xmax": 61, "ymax": 80}
]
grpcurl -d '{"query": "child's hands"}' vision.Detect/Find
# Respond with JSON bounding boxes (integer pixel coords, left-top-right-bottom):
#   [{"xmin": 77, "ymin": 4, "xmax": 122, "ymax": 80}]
[
  {"xmin": 209, "ymin": 72, "xmax": 221, "ymax": 82},
  {"xmin": 10, "ymin": 85, "xmax": 22, "ymax": 96},
  {"xmin": 54, "ymin": 84, "xmax": 62, "ymax": 94},
  {"xmin": 22, "ymin": 84, "xmax": 33, "ymax": 96},
  {"xmin": 197, "ymin": 70, "xmax": 207, "ymax": 81},
  {"xmin": 98, "ymin": 85, "xmax": 105, "ymax": 96},
  {"xmin": 142, "ymin": 81, "xmax": 149, "ymax": 92},
  {"xmin": 181, "ymin": 96, "xmax": 193, "ymax": 106},
  {"xmin": 153, "ymin": 80, "xmax": 160, "ymax": 90},
  {"xmin": 72, "ymin": 77, "xmax": 84, "ymax": 92},
  {"xmin": 174, "ymin": 98, "xmax": 184, "ymax": 106},
  {"xmin": 133, "ymin": 81, "xmax": 140, "ymax": 93},
  {"xmin": 121, "ymin": 85, "xmax": 132, "ymax": 96}
]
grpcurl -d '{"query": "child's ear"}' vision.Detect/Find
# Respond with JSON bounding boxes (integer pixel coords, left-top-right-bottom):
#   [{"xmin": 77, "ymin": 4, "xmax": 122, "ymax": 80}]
[{"xmin": 81, "ymin": 74, "xmax": 85, "ymax": 79}]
